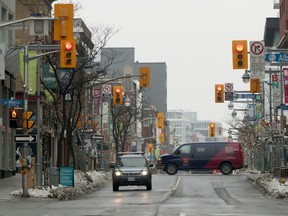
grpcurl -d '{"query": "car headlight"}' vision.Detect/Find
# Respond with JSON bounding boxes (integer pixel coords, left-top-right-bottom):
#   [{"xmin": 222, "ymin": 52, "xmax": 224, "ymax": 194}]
[
  {"xmin": 141, "ymin": 170, "xmax": 149, "ymax": 176},
  {"xmin": 115, "ymin": 170, "xmax": 122, "ymax": 176},
  {"xmin": 157, "ymin": 158, "xmax": 162, "ymax": 163}
]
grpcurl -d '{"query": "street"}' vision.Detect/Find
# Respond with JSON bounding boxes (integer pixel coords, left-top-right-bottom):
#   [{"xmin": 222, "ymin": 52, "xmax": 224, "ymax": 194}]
[{"xmin": 1, "ymin": 173, "xmax": 288, "ymax": 216}]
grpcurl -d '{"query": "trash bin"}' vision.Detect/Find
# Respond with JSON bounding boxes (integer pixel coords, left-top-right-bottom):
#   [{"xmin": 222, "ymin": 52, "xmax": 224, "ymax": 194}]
[{"xmin": 50, "ymin": 167, "xmax": 59, "ymax": 186}]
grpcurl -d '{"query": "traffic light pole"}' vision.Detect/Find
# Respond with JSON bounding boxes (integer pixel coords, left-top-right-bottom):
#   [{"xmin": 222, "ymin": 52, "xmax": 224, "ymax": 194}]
[
  {"xmin": 22, "ymin": 46, "xmax": 29, "ymax": 197},
  {"xmin": 21, "ymin": 46, "xmax": 60, "ymax": 195}
]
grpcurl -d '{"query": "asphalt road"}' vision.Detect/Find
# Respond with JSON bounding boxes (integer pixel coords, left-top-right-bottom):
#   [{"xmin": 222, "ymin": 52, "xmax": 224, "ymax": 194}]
[{"xmin": 1, "ymin": 173, "xmax": 288, "ymax": 216}]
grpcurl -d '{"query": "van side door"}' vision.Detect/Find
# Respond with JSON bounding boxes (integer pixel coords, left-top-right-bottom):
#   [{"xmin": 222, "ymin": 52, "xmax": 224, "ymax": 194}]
[{"xmin": 190, "ymin": 143, "xmax": 216, "ymax": 169}]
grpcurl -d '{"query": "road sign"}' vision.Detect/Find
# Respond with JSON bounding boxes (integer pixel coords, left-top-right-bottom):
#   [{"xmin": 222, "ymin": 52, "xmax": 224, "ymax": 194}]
[
  {"xmin": 14, "ymin": 134, "xmax": 37, "ymax": 143},
  {"xmin": 91, "ymin": 134, "xmax": 104, "ymax": 140},
  {"xmin": 0, "ymin": 99, "xmax": 23, "ymax": 107},
  {"xmin": 236, "ymin": 93, "xmax": 257, "ymax": 99},
  {"xmin": 250, "ymin": 41, "xmax": 265, "ymax": 79},
  {"xmin": 225, "ymin": 92, "xmax": 234, "ymax": 101},
  {"xmin": 265, "ymin": 53, "xmax": 288, "ymax": 63},
  {"xmin": 225, "ymin": 83, "xmax": 233, "ymax": 92},
  {"xmin": 102, "ymin": 85, "xmax": 111, "ymax": 94}
]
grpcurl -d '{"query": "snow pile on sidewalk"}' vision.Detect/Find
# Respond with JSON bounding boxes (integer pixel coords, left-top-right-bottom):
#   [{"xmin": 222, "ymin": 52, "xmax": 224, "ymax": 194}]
[
  {"xmin": 256, "ymin": 175, "xmax": 288, "ymax": 198},
  {"xmin": 10, "ymin": 170, "xmax": 111, "ymax": 200},
  {"xmin": 236, "ymin": 168, "xmax": 288, "ymax": 199}
]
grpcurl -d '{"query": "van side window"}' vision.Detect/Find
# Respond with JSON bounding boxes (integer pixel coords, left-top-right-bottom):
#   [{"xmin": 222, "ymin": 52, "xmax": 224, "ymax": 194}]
[{"xmin": 178, "ymin": 144, "xmax": 191, "ymax": 154}]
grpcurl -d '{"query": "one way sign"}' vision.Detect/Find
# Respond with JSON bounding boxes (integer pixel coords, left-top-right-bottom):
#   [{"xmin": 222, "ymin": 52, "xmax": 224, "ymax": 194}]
[
  {"xmin": 14, "ymin": 134, "xmax": 37, "ymax": 143},
  {"xmin": 91, "ymin": 135, "xmax": 104, "ymax": 140}
]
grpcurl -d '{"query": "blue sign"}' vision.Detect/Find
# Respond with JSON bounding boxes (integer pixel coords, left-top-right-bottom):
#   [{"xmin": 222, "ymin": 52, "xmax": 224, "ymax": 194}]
[
  {"xmin": 0, "ymin": 99, "xmax": 23, "ymax": 107},
  {"xmin": 59, "ymin": 166, "xmax": 74, "ymax": 187},
  {"xmin": 265, "ymin": 53, "xmax": 288, "ymax": 63},
  {"xmin": 236, "ymin": 94, "xmax": 257, "ymax": 99}
]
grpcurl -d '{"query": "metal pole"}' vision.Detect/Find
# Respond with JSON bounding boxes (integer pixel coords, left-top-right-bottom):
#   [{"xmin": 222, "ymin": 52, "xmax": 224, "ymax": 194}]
[
  {"xmin": 22, "ymin": 46, "xmax": 29, "ymax": 197},
  {"xmin": 100, "ymin": 101, "xmax": 104, "ymax": 170},
  {"xmin": 35, "ymin": 38, "xmax": 42, "ymax": 187},
  {"xmin": 280, "ymin": 61, "xmax": 285, "ymax": 166},
  {"xmin": 261, "ymin": 82, "xmax": 265, "ymax": 172}
]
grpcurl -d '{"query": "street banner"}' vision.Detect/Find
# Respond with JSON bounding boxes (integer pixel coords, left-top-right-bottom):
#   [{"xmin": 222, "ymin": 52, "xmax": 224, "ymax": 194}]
[
  {"xmin": 284, "ymin": 68, "xmax": 288, "ymax": 104},
  {"xmin": 19, "ymin": 50, "xmax": 37, "ymax": 95}
]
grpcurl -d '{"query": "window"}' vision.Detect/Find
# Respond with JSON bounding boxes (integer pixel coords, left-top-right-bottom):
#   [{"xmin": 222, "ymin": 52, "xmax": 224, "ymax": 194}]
[{"xmin": 179, "ymin": 144, "xmax": 191, "ymax": 154}]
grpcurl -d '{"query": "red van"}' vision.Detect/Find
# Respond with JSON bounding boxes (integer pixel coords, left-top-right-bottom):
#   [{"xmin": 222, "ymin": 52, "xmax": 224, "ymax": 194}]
[{"xmin": 156, "ymin": 142, "xmax": 244, "ymax": 175}]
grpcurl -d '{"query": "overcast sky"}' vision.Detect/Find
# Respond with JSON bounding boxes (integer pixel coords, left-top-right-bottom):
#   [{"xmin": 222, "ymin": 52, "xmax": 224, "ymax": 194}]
[{"xmin": 61, "ymin": 0, "xmax": 278, "ymax": 130}]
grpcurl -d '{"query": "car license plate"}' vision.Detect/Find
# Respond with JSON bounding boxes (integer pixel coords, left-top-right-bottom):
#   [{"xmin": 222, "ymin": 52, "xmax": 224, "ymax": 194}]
[{"xmin": 128, "ymin": 177, "xmax": 135, "ymax": 182}]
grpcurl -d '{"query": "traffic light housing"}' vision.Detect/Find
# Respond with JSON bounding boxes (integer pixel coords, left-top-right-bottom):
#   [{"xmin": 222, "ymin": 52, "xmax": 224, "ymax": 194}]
[
  {"xmin": 54, "ymin": 4, "xmax": 74, "ymax": 40},
  {"xmin": 148, "ymin": 143, "xmax": 153, "ymax": 152},
  {"xmin": 232, "ymin": 40, "xmax": 248, "ymax": 69},
  {"xmin": 157, "ymin": 112, "xmax": 164, "ymax": 129},
  {"xmin": 139, "ymin": 67, "xmax": 150, "ymax": 88},
  {"xmin": 60, "ymin": 38, "xmax": 76, "ymax": 68},
  {"xmin": 159, "ymin": 132, "xmax": 165, "ymax": 143},
  {"xmin": 113, "ymin": 86, "xmax": 123, "ymax": 105},
  {"xmin": 209, "ymin": 123, "xmax": 216, "ymax": 137},
  {"xmin": 250, "ymin": 78, "xmax": 260, "ymax": 93},
  {"xmin": 215, "ymin": 84, "xmax": 224, "ymax": 103},
  {"xmin": 9, "ymin": 109, "xmax": 19, "ymax": 128}
]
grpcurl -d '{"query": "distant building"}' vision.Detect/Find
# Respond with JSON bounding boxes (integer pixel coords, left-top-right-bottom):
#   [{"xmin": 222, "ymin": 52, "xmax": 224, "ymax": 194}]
[{"xmin": 167, "ymin": 110, "xmax": 226, "ymax": 144}]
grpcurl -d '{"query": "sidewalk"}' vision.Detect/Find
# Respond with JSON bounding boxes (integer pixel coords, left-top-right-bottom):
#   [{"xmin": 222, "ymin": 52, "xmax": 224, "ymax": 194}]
[{"xmin": 0, "ymin": 174, "xmax": 22, "ymax": 200}]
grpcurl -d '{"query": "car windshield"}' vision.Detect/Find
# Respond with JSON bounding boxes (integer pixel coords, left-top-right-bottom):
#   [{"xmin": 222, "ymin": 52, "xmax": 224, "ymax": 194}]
[{"xmin": 117, "ymin": 157, "xmax": 147, "ymax": 167}]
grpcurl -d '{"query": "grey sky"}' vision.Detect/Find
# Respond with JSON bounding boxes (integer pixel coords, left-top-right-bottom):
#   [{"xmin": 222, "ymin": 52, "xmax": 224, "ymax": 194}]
[{"xmin": 72, "ymin": 0, "xmax": 278, "ymax": 129}]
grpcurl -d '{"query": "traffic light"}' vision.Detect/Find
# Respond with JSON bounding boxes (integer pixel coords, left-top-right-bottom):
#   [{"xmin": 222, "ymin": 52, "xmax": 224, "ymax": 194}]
[
  {"xmin": 9, "ymin": 109, "xmax": 19, "ymax": 128},
  {"xmin": 209, "ymin": 123, "xmax": 216, "ymax": 137},
  {"xmin": 139, "ymin": 67, "xmax": 150, "ymax": 88},
  {"xmin": 250, "ymin": 78, "xmax": 260, "ymax": 93},
  {"xmin": 157, "ymin": 112, "xmax": 164, "ymax": 129},
  {"xmin": 54, "ymin": 4, "xmax": 74, "ymax": 40},
  {"xmin": 159, "ymin": 133, "xmax": 165, "ymax": 143},
  {"xmin": 232, "ymin": 40, "xmax": 248, "ymax": 69},
  {"xmin": 148, "ymin": 143, "xmax": 153, "ymax": 153},
  {"xmin": 23, "ymin": 111, "xmax": 35, "ymax": 129},
  {"xmin": 215, "ymin": 84, "xmax": 224, "ymax": 103},
  {"xmin": 113, "ymin": 86, "xmax": 123, "ymax": 105},
  {"xmin": 60, "ymin": 38, "xmax": 76, "ymax": 68}
]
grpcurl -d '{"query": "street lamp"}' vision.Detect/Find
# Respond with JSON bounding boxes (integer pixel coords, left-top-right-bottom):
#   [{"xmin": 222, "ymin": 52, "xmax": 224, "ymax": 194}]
[
  {"xmin": 124, "ymin": 96, "xmax": 132, "ymax": 107},
  {"xmin": 242, "ymin": 70, "xmax": 250, "ymax": 83},
  {"xmin": 231, "ymin": 108, "xmax": 247, "ymax": 118},
  {"xmin": 228, "ymin": 101, "xmax": 234, "ymax": 110},
  {"xmin": 231, "ymin": 109, "xmax": 237, "ymax": 118}
]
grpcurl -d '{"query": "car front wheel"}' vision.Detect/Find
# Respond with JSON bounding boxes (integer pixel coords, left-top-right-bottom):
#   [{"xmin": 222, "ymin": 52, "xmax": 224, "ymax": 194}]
[
  {"xmin": 146, "ymin": 181, "xmax": 152, "ymax": 190},
  {"xmin": 113, "ymin": 182, "xmax": 119, "ymax": 191},
  {"xmin": 165, "ymin": 163, "xmax": 178, "ymax": 175}
]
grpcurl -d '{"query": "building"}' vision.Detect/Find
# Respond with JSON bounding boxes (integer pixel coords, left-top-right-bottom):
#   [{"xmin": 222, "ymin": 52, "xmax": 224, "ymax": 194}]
[
  {"xmin": 0, "ymin": 0, "xmax": 16, "ymax": 179},
  {"xmin": 167, "ymin": 110, "xmax": 225, "ymax": 145}
]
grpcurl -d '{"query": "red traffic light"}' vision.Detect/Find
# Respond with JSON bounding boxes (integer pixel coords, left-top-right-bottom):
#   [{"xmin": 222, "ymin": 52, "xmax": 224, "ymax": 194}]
[
  {"xmin": 216, "ymin": 86, "xmax": 222, "ymax": 92},
  {"xmin": 115, "ymin": 88, "xmax": 121, "ymax": 93},
  {"xmin": 64, "ymin": 41, "xmax": 73, "ymax": 51},
  {"xmin": 236, "ymin": 44, "xmax": 244, "ymax": 52}
]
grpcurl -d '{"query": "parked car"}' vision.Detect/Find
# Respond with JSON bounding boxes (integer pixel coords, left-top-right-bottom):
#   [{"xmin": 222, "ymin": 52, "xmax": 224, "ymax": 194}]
[
  {"xmin": 110, "ymin": 152, "xmax": 154, "ymax": 191},
  {"xmin": 156, "ymin": 142, "xmax": 244, "ymax": 175}
]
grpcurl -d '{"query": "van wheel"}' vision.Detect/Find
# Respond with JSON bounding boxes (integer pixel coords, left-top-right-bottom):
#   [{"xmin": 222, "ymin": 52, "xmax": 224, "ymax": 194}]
[
  {"xmin": 220, "ymin": 162, "xmax": 232, "ymax": 175},
  {"xmin": 165, "ymin": 163, "xmax": 178, "ymax": 175}
]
